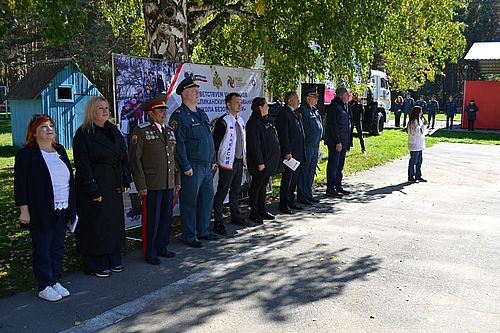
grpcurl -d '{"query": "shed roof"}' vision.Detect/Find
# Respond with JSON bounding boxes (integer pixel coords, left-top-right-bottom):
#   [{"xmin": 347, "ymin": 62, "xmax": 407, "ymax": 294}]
[
  {"xmin": 464, "ymin": 42, "xmax": 500, "ymax": 60},
  {"xmin": 464, "ymin": 42, "xmax": 500, "ymax": 74},
  {"xmin": 7, "ymin": 58, "xmax": 78, "ymax": 100}
]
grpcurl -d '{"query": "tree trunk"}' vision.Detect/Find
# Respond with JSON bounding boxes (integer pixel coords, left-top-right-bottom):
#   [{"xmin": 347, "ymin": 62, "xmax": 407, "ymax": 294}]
[{"xmin": 143, "ymin": 0, "xmax": 189, "ymax": 62}]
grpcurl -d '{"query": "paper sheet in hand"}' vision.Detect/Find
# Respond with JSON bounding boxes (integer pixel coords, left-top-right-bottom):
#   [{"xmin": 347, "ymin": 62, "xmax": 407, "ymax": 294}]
[{"xmin": 283, "ymin": 158, "xmax": 300, "ymax": 171}]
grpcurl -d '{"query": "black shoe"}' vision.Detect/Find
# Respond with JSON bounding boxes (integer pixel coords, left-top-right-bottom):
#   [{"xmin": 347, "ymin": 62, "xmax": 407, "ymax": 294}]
[
  {"xmin": 309, "ymin": 197, "xmax": 320, "ymax": 203},
  {"xmin": 249, "ymin": 215, "xmax": 264, "ymax": 224},
  {"xmin": 326, "ymin": 191, "xmax": 343, "ymax": 198},
  {"xmin": 259, "ymin": 212, "xmax": 275, "ymax": 220},
  {"xmin": 337, "ymin": 188, "xmax": 351, "ymax": 195},
  {"xmin": 199, "ymin": 234, "xmax": 218, "ymax": 240},
  {"xmin": 416, "ymin": 178, "xmax": 427, "ymax": 182},
  {"xmin": 297, "ymin": 199, "xmax": 312, "ymax": 205},
  {"xmin": 145, "ymin": 257, "xmax": 161, "ymax": 265},
  {"xmin": 158, "ymin": 250, "xmax": 176, "ymax": 258},
  {"xmin": 289, "ymin": 204, "xmax": 304, "ymax": 210},
  {"xmin": 94, "ymin": 269, "xmax": 112, "ymax": 278},
  {"xmin": 279, "ymin": 207, "xmax": 293, "ymax": 214},
  {"xmin": 231, "ymin": 218, "xmax": 255, "ymax": 227},
  {"xmin": 110, "ymin": 265, "xmax": 124, "ymax": 273},
  {"xmin": 185, "ymin": 240, "xmax": 203, "ymax": 248},
  {"xmin": 213, "ymin": 223, "xmax": 227, "ymax": 235}
]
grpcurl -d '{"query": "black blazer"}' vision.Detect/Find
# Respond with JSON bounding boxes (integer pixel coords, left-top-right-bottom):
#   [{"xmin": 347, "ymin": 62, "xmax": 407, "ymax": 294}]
[
  {"xmin": 14, "ymin": 144, "xmax": 77, "ymax": 230},
  {"xmin": 276, "ymin": 105, "xmax": 306, "ymax": 162},
  {"xmin": 246, "ymin": 113, "xmax": 283, "ymax": 177}
]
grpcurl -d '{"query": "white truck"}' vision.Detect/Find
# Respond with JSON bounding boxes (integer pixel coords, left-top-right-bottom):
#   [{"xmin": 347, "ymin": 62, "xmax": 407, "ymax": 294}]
[{"xmin": 362, "ymin": 70, "xmax": 391, "ymax": 135}]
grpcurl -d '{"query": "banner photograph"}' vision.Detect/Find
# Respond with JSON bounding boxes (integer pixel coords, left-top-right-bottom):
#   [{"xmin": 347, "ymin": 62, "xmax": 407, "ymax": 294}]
[{"xmin": 113, "ymin": 54, "xmax": 264, "ymax": 139}]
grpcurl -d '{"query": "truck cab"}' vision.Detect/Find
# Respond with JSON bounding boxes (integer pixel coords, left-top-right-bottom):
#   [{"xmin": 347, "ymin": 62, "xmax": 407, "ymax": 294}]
[{"xmin": 362, "ymin": 70, "xmax": 391, "ymax": 135}]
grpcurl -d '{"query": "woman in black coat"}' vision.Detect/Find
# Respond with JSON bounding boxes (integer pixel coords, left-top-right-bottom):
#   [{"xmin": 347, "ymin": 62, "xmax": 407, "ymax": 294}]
[
  {"xmin": 73, "ymin": 96, "xmax": 132, "ymax": 277},
  {"xmin": 14, "ymin": 115, "xmax": 76, "ymax": 301},
  {"xmin": 246, "ymin": 97, "xmax": 282, "ymax": 224}
]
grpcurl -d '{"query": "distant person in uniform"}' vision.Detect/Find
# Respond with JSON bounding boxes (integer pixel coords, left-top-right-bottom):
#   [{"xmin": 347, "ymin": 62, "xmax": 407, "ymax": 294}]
[
  {"xmin": 169, "ymin": 77, "xmax": 218, "ymax": 248},
  {"xmin": 348, "ymin": 93, "xmax": 366, "ymax": 154},
  {"xmin": 323, "ymin": 87, "xmax": 352, "ymax": 198},
  {"xmin": 415, "ymin": 95, "xmax": 427, "ymax": 115},
  {"xmin": 276, "ymin": 91, "xmax": 306, "ymax": 214},
  {"xmin": 466, "ymin": 100, "xmax": 478, "ymax": 131},
  {"xmin": 427, "ymin": 95, "xmax": 439, "ymax": 129},
  {"xmin": 212, "ymin": 92, "xmax": 252, "ymax": 236},
  {"xmin": 444, "ymin": 95, "xmax": 456, "ymax": 130},
  {"xmin": 297, "ymin": 87, "xmax": 323, "ymax": 205},
  {"xmin": 246, "ymin": 97, "xmax": 282, "ymax": 224},
  {"xmin": 129, "ymin": 94, "xmax": 180, "ymax": 265},
  {"xmin": 14, "ymin": 115, "xmax": 76, "ymax": 301},
  {"xmin": 73, "ymin": 96, "xmax": 132, "ymax": 278},
  {"xmin": 402, "ymin": 92, "xmax": 415, "ymax": 128},
  {"xmin": 393, "ymin": 95, "xmax": 404, "ymax": 128},
  {"xmin": 407, "ymin": 106, "xmax": 428, "ymax": 183}
]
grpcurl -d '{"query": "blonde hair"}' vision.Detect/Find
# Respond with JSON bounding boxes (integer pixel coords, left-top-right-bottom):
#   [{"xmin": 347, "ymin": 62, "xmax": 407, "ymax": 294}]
[{"xmin": 81, "ymin": 96, "xmax": 109, "ymax": 130}]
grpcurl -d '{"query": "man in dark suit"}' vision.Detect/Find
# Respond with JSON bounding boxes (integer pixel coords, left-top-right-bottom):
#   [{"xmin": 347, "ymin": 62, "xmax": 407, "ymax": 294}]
[
  {"xmin": 276, "ymin": 91, "xmax": 306, "ymax": 214},
  {"xmin": 129, "ymin": 94, "xmax": 180, "ymax": 265},
  {"xmin": 324, "ymin": 87, "xmax": 352, "ymax": 198}
]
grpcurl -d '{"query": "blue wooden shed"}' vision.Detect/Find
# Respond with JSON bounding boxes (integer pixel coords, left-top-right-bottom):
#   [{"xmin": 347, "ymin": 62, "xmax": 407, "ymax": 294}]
[{"xmin": 8, "ymin": 58, "xmax": 102, "ymax": 148}]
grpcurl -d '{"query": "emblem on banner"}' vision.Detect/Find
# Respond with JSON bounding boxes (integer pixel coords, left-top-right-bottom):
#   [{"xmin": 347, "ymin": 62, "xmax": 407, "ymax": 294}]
[
  {"xmin": 213, "ymin": 71, "xmax": 222, "ymax": 89},
  {"xmin": 227, "ymin": 76, "xmax": 235, "ymax": 89}
]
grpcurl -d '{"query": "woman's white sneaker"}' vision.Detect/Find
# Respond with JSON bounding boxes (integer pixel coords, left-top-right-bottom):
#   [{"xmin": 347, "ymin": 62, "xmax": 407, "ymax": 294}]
[
  {"xmin": 52, "ymin": 282, "xmax": 70, "ymax": 297},
  {"xmin": 38, "ymin": 286, "xmax": 62, "ymax": 302}
]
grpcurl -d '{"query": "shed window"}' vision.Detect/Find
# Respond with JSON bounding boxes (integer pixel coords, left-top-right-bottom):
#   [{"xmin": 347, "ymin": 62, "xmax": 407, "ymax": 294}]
[{"xmin": 56, "ymin": 86, "xmax": 73, "ymax": 102}]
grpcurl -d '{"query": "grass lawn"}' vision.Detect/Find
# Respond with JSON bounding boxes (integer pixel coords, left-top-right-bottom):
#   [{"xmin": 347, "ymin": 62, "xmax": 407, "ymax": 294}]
[
  {"xmin": 1, "ymin": 117, "xmax": 500, "ymax": 297},
  {"xmin": 388, "ymin": 112, "xmax": 462, "ymax": 122}
]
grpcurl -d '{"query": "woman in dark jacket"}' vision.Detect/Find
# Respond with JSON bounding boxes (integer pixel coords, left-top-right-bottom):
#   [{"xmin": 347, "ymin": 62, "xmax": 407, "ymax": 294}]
[
  {"xmin": 14, "ymin": 115, "xmax": 76, "ymax": 301},
  {"xmin": 246, "ymin": 97, "xmax": 282, "ymax": 224},
  {"xmin": 73, "ymin": 96, "xmax": 132, "ymax": 277}
]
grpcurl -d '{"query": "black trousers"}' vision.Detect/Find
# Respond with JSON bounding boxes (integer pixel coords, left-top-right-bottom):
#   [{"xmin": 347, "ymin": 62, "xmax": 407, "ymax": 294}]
[
  {"xmin": 280, "ymin": 165, "xmax": 300, "ymax": 209},
  {"xmin": 395, "ymin": 113, "xmax": 401, "ymax": 127},
  {"xmin": 428, "ymin": 113, "xmax": 436, "ymax": 128},
  {"xmin": 402, "ymin": 113, "xmax": 408, "ymax": 127},
  {"xmin": 248, "ymin": 171, "xmax": 268, "ymax": 218},
  {"xmin": 446, "ymin": 115, "xmax": 454, "ymax": 129},
  {"xmin": 353, "ymin": 121, "xmax": 365, "ymax": 151},
  {"xmin": 213, "ymin": 159, "xmax": 243, "ymax": 224},
  {"xmin": 30, "ymin": 209, "xmax": 67, "ymax": 291},
  {"xmin": 468, "ymin": 120, "xmax": 475, "ymax": 131},
  {"xmin": 144, "ymin": 189, "xmax": 173, "ymax": 260}
]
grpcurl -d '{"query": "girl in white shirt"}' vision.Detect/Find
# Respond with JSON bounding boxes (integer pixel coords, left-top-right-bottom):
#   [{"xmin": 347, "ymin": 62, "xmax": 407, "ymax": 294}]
[{"xmin": 407, "ymin": 106, "xmax": 428, "ymax": 183}]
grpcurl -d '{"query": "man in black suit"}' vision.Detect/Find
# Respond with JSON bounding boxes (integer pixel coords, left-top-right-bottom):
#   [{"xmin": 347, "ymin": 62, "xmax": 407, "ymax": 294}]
[{"xmin": 276, "ymin": 91, "xmax": 306, "ymax": 214}]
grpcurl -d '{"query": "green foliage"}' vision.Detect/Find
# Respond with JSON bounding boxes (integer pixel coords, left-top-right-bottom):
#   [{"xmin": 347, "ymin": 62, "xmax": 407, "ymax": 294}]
[{"xmin": 190, "ymin": 0, "xmax": 466, "ymax": 95}]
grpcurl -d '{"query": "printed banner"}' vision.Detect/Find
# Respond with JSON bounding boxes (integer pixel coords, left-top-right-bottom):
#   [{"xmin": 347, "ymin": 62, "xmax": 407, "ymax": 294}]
[{"xmin": 113, "ymin": 54, "xmax": 264, "ymax": 140}]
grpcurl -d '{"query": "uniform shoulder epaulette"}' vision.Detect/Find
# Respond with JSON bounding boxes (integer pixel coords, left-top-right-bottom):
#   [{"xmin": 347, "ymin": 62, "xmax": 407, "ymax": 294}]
[
  {"xmin": 138, "ymin": 121, "xmax": 151, "ymax": 128},
  {"xmin": 175, "ymin": 108, "xmax": 182, "ymax": 113}
]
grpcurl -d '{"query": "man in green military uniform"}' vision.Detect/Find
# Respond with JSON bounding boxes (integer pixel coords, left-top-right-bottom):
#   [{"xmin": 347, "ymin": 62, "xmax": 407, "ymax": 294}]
[{"xmin": 129, "ymin": 93, "xmax": 180, "ymax": 265}]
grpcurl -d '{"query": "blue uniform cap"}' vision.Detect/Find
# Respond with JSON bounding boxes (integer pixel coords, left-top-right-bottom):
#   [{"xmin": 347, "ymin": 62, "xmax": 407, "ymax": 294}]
[{"xmin": 176, "ymin": 76, "xmax": 200, "ymax": 95}]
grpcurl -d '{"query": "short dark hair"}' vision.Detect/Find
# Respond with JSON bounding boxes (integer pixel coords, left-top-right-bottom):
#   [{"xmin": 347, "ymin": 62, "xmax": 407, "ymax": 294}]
[
  {"xmin": 225, "ymin": 92, "xmax": 241, "ymax": 104},
  {"xmin": 284, "ymin": 91, "xmax": 297, "ymax": 105}
]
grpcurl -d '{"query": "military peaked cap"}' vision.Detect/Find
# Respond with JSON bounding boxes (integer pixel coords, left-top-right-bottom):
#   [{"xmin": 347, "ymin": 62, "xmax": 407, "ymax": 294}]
[
  {"xmin": 141, "ymin": 93, "xmax": 167, "ymax": 111},
  {"xmin": 176, "ymin": 76, "xmax": 200, "ymax": 95}
]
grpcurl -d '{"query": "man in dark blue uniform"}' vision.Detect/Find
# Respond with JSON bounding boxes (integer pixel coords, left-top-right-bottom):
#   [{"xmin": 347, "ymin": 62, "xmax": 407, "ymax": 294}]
[
  {"xmin": 427, "ymin": 95, "xmax": 439, "ymax": 129},
  {"xmin": 402, "ymin": 92, "xmax": 415, "ymax": 128},
  {"xmin": 276, "ymin": 91, "xmax": 306, "ymax": 214},
  {"xmin": 323, "ymin": 87, "xmax": 352, "ymax": 198},
  {"xmin": 297, "ymin": 87, "xmax": 323, "ymax": 205},
  {"xmin": 444, "ymin": 95, "xmax": 456, "ymax": 129},
  {"xmin": 169, "ymin": 77, "xmax": 218, "ymax": 248}
]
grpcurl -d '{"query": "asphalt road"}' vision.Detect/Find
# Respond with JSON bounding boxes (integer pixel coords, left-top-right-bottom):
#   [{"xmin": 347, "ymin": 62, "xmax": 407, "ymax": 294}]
[{"xmin": 1, "ymin": 142, "xmax": 499, "ymax": 333}]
